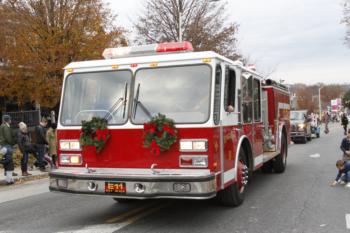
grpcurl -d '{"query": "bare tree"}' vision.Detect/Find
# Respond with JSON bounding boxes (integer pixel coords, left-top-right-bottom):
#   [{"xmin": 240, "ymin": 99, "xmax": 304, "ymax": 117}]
[{"xmin": 134, "ymin": 0, "xmax": 239, "ymax": 59}]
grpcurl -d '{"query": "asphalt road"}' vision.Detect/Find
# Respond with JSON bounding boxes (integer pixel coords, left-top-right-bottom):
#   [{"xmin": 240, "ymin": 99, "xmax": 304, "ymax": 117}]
[{"xmin": 0, "ymin": 123, "xmax": 349, "ymax": 233}]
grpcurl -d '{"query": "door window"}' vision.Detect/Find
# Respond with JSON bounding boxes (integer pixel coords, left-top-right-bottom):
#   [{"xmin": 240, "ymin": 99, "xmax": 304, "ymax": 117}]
[
  {"xmin": 242, "ymin": 74, "xmax": 253, "ymax": 123},
  {"xmin": 253, "ymin": 78, "xmax": 261, "ymax": 122},
  {"xmin": 224, "ymin": 67, "xmax": 236, "ymax": 112}
]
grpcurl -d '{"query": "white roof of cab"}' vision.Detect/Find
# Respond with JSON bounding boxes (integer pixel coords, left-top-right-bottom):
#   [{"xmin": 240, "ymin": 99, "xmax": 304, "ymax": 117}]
[{"xmin": 64, "ymin": 51, "xmax": 262, "ymax": 78}]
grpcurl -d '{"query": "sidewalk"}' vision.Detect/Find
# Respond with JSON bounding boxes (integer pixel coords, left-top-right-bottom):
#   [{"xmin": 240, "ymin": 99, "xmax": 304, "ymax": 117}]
[{"xmin": 0, "ymin": 166, "xmax": 49, "ymax": 186}]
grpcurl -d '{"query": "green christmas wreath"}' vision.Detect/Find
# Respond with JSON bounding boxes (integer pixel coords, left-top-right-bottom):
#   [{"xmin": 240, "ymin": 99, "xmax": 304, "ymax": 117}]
[
  {"xmin": 143, "ymin": 113, "xmax": 177, "ymax": 155},
  {"xmin": 80, "ymin": 117, "xmax": 110, "ymax": 153}
]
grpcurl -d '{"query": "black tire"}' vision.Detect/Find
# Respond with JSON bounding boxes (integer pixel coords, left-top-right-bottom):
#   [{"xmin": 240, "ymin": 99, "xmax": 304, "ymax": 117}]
[
  {"xmin": 307, "ymin": 134, "xmax": 312, "ymax": 141},
  {"xmin": 273, "ymin": 134, "xmax": 287, "ymax": 173},
  {"xmin": 300, "ymin": 135, "xmax": 307, "ymax": 144},
  {"xmin": 216, "ymin": 148, "xmax": 248, "ymax": 207},
  {"xmin": 261, "ymin": 160, "xmax": 273, "ymax": 173}
]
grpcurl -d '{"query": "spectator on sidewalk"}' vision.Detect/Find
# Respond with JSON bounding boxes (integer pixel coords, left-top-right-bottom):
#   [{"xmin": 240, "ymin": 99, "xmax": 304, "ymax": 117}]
[
  {"xmin": 17, "ymin": 122, "xmax": 39, "ymax": 176},
  {"xmin": 46, "ymin": 122, "xmax": 57, "ymax": 169},
  {"xmin": 34, "ymin": 117, "xmax": 49, "ymax": 171},
  {"xmin": 323, "ymin": 111, "xmax": 330, "ymax": 134},
  {"xmin": 331, "ymin": 160, "xmax": 350, "ymax": 187},
  {"xmin": 0, "ymin": 115, "xmax": 17, "ymax": 185},
  {"xmin": 341, "ymin": 113, "xmax": 349, "ymax": 136},
  {"xmin": 341, "ymin": 129, "xmax": 350, "ymax": 161}
]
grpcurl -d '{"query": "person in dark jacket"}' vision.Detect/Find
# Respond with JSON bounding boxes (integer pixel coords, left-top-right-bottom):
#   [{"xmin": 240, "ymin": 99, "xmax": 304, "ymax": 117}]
[
  {"xmin": 341, "ymin": 129, "xmax": 350, "ymax": 161},
  {"xmin": 34, "ymin": 117, "xmax": 49, "ymax": 171},
  {"xmin": 331, "ymin": 160, "xmax": 350, "ymax": 187},
  {"xmin": 341, "ymin": 113, "xmax": 349, "ymax": 136},
  {"xmin": 0, "ymin": 115, "xmax": 16, "ymax": 184},
  {"xmin": 18, "ymin": 122, "xmax": 40, "ymax": 176}
]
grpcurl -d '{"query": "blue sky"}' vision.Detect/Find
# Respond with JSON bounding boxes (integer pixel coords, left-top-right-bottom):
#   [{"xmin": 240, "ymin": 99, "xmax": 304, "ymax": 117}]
[{"xmin": 105, "ymin": 0, "xmax": 350, "ymax": 85}]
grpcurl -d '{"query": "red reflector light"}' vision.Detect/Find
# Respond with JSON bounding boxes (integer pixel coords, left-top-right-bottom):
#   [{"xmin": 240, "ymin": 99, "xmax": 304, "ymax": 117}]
[
  {"xmin": 180, "ymin": 157, "xmax": 193, "ymax": 166},
  {"xmin": 156, "ymin": 41, "xmax": 193, "ymax": 53},
  {"xmin": 130, "ymin": 63, "xmax": 138, "ymax": 68}
]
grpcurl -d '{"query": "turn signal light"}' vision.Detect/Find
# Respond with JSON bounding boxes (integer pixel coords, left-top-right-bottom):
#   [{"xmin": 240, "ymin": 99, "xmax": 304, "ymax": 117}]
[{"xmin": 60, "ymin": 154, "xmax": 82, "ymax": 165}]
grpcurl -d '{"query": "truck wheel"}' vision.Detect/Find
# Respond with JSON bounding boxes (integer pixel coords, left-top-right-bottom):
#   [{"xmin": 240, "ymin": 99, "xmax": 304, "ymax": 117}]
[
  {"xmin": 273, "ymin": 135, "xmax": 287, "ymax": 173},
  {"xmin": 261, "ymin": 160, "xmax": 273, "ymax": 173},
  {"xmin": 216, "ymin": 148, "xmax": 249, "ymax": 207}
]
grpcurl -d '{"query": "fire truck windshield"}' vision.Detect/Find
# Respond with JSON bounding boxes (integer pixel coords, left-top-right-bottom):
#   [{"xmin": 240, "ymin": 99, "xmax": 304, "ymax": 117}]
[
  {"xmin": 60, "ymin": 70, "xmax": 132, "ymax": 126},
  {"xmin": 290, "ymin": 111, "xmax": 306, "ymax": 121},
  {"xmin": 132, "ymin": 64, "xmax": 211, "ymax": 124}
]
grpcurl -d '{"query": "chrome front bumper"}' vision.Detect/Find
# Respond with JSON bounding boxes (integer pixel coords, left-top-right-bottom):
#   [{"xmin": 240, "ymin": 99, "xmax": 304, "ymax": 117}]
[
  {"xmin": 49, "ymin": 168, "xmax": 217, "ymax": 200},
  {"xmin": 290, "ymin": 131, "xmax": 306, "ymax": 138}
]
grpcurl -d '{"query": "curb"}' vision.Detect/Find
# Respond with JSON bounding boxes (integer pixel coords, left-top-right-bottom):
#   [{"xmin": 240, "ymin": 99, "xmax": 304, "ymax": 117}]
[{"xmin": 0, "ymin": 172, "xmax": 49, "ymax": 186}]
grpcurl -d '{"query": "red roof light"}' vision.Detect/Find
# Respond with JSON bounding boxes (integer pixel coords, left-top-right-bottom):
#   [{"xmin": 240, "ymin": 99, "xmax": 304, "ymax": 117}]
[
  {"xmin": 102, "ymin": 41, "xmax": 193, "ymax": 59},
  {"xmin": 156, "ymin": 41, "xmax": 193, "ymax": 53}
]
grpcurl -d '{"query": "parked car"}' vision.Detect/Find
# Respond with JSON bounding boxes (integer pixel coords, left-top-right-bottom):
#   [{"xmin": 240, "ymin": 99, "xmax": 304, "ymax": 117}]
[{"xmin": 290, "ymin": 110, "xmax": 312, "ymax": 143}]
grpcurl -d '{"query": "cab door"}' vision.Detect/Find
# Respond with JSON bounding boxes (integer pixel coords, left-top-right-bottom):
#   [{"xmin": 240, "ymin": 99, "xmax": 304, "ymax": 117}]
[{"xmin": 221, "ymin": 65, "xmax": 240, "ymax": 176}]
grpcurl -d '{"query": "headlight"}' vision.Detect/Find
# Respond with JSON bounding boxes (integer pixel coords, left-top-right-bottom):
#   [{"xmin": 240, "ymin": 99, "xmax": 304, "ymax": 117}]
[
  {"xmin": 179, "ymin": 139, "xmax": 208, "ymax": 152},
  {"xmin": 298, "ymin": 123, "xmax": 305, "ymax": 129},
  {"xmin": 60, "ymin": 154, "xmax": 82, "ymax": 165},
  {"xmin": 60, "ymin": 140, "xmax": 81, "ymax": 151},
  {"xmin": 179, "ymin": 155, "xmax": 208, "ymax": 168}
]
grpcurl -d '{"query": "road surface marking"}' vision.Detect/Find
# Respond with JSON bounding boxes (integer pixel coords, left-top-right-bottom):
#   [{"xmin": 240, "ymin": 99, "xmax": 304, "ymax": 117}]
[
  {"xmin": 105, "ymin": 201, "xmax": 160, "ymax": 223},
  {"xmin": 309, "ymin": 153, "xmax": 320, "ymax": 158},
  {"xmin": 58, "ymin": 202, "xmax": 171, "ymax": 233},
  {"xmin": 346, "ymin": 214, "xmax": 350, "ymax": 229},
  {"xmin": 112, "ymin": 202, "xmax": 172, "ymax": 231}
]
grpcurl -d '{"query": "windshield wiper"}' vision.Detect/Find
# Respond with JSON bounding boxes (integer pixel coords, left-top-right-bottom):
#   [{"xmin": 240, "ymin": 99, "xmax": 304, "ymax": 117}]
[
  {"xmin": 122, "ymin": 82, "xmax": 128, "ymax": 119},
  {"xmin": 133, "ymin": 83, "xmax": 152, "ymax": 119},
  {"xmin": 104, "ymin": 82, "xmax": 128, "ymax": 121}
]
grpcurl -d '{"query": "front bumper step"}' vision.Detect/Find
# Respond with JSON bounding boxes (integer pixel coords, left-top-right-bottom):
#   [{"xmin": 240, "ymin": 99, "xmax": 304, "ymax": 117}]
[{"xmin": 49, "ymin": 168, "xmax": 217, "ymax": 200}]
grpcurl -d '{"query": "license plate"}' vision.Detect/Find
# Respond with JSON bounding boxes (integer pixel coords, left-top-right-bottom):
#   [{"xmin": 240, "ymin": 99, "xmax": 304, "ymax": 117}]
[
  {"xmin": 57, "ymin": 179, "xmax": 68, "ymax": 188},
  {"xmin": 105, "ymin": 182, "xmax": 126, "ymax": 194}
]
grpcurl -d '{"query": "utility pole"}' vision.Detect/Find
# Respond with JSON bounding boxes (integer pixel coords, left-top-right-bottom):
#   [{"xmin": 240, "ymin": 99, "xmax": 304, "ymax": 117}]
[
  {"xmin": 177, "ymin": 0, "xmax": 182, "ymax": 42},
  {"xmin": 318, "ymin": 86, "xmax": 323, "ymax": 117}
]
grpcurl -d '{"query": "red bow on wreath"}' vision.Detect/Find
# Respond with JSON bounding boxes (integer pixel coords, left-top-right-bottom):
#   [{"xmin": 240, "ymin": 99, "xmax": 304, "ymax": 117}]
[
  {"xmin": 96, "ymin": 128, "xmax": 109, "ymax": 141},
  {"xmin": 151, "ymin": 140, "xmax": 161, "ymax": 156},
  {"xmin": 144, "ymin": 123, "xmax": 156, "ymax": 133},
  {"xmin": 163, "ymin": 124, "xmax": 174, "ymax": 135},
  {"xmin": 143, "ymin": 113, "xmax": 177, "ymax": 156}
]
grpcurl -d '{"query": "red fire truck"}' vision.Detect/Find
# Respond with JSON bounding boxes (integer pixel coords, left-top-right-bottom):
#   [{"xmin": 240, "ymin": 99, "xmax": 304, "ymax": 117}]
[{"xmin": 49, "ymin": 42, "xmax": 290, "ymax": 206}]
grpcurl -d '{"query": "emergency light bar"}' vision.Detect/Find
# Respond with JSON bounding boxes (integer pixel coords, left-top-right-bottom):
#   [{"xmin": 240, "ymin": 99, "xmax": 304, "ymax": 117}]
[
  {"xmin": 102, "ymin": 41, "xmax": 193, "ymax": 59},
  {"xmin": 246, "ymin": 64, "xmax": 256, "ymax": 71}
]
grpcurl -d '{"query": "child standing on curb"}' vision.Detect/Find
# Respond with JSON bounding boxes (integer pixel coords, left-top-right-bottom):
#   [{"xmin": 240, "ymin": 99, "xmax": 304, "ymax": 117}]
[
  {"xmin": 0, "ymin": 146, "xmax": 14, "ymax": 185},
  {"xmin": 46, "ymin": 122, "xmax": 57, "ymax": 169},
  {"xmin": 331, "ymin": 160, "xmax": 350, "ymax": 187}
]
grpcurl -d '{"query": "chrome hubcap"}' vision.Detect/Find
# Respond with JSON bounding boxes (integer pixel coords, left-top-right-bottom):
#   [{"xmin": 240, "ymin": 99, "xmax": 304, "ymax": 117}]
[{"xmin": 241, "ymin": 164, "xmax": 249, "ymax": 186}]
